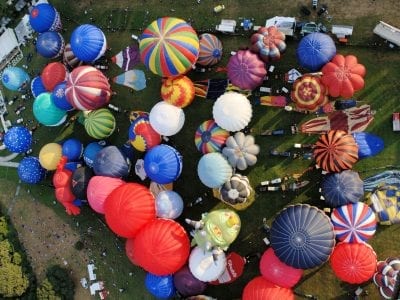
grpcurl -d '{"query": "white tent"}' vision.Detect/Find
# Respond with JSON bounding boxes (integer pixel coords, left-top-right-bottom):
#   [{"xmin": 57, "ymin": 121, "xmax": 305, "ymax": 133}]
[
  {"xmin": 15, "ymin": 14, "xmax": 33, "ymax": 45},
  {"xmin": 373, "ymin": 21, "xmax": 400, "ymax": 47},
  {"xmin": 265, "ymin": 16, "xmax": 296, "ymax": 36},
  {"xmin": 0, "ymin": 28, "xmax": 23, "ymax": 74}
]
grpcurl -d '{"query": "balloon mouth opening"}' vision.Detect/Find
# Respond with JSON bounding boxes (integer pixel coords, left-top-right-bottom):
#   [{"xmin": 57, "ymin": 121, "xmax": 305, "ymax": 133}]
[
  {"xmin": 227, "ymin": 189, "xmax": 239, "ymax": 199},
  {"xmin": 201, "ymin": 131, "xmax": 212, "ymax": 142},
  {"xmin": 149, "ymin": 162, "xmax": 159, "ymax": 174},
  {"xmin": 290, "ymin": 231, "xmax": 307, "ymax": 248},
  {"xmin": 213, "ymin": 49, "xmax": 221, "ymax": 58}
]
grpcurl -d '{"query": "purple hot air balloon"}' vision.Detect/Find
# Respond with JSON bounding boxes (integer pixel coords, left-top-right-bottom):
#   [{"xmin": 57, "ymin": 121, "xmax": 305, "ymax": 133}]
[{"xmin": 173, "ymin": 265, "xmax": 207, "ymax": 297}]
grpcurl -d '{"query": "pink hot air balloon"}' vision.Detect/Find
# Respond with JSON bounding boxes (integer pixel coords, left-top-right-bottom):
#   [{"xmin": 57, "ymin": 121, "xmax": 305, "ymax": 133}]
[
  {"xmin": 250, "ymin": 26, "xmax": 286, "ymax": 62},
  {"xmin": 65, "ymin": 66, "xmax": 111, "ymax": 111},
  {"xmin": 87, "ymin": 176, "xmax": 125, "ymax": 214}
]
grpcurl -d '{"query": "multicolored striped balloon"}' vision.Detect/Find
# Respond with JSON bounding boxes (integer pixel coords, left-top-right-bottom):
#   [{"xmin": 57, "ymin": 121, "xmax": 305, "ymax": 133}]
[
  {"xmin": 331, "ymin": 202, "xmax": 377, "ymax": 243},
  {"xmin": 139, "ymin": 17, "xmax": 199, "ymax": 77},
  {"xmin": 84, "ymin": 108, "xmax": 116, "ymax": 139},
  {"xmin": 197, "ymin": 33, "xmax": 223, "ymax": 66},
  {"xmin": 194, "ymin": 120, "xmax": 229, "ymax": 154},
  {"xmin": 161, "ymin": 75, "xmax": 195, "ymax": 108},
  {"xmin": 66, "ymin": 66, "xmax": 111, "ymax": 111}
]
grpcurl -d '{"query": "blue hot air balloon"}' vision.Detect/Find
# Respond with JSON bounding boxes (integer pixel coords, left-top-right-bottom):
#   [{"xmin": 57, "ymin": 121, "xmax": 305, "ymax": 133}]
[
  {"xmin": 51, "ymin": 81, "xmax": 73, "ymax": 111},
  {"xmin": 29, "ymin": 3, "xmax": 62, "ymax": 33},
  {"xmin": 33, "ymin": 93, "xmax": 67, "ymax": 126},
  {"xmin": 62, "ymin": 138, "xmax": 83, "ymax": 161},
  {"xmin": 197, "ymin": 152, "xmax": 233, "ymax": 188},
  {"xmin": 352, "ymin": 132, "xmax": 384, "ymax": 159},
  {"xmin": 93, "ymin": 146, "xmax": 130, "ymax": 178},
  {"xmin": 321, "ymin": 170, "xmax": 364, "ymax": 207},
  {"xmin": 145, "ymin": 273, "xmax": 176, "ymax": 299},
  {"xmin": 70, "ymin": 24, "xmax": 107, "ymax": 62},
  {"xmin": 155, "ymin": 190, "xmax": 184, "ymax": 219},
  {"xmin": 83, "ymin": 141, "xmax": 105, "ymax": 168},
  {"xmin": 4, "ymin": 126, "xmax": 32, "ymax": 153},
  {"xmin": 36, "ymin": 31, "xmax": 65, "ymax": 59},
  {"xmin": 270, "ymin": 204, "xmax": 335, "ymax": 269},
  {"xmin": 144, "ymin": 144, "xmax": 183, "ymax": 184},
  {"xmin": 297, "ymin": 33, "xmax": 336, "ymax": 71},
  {"xmin": 18, "ymin": 156, "xmax": 46, "ymax": 184},
  {"xmin": 31, "ymin": 76, "xmax": 47, "ymax": 98},
  {"xmin": 1, "ymin": 67, "xmax": 30, "ymax": 91}
]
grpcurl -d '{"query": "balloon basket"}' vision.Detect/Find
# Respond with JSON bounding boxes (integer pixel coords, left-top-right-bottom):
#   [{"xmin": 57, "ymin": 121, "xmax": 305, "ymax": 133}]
[
  {"xmin": 149, "ymin": 181, "xmax": 173, "ymax": 197},
  {"xmin": 212, "ymin": 187, "xmax": 255, "ymax": 211}
]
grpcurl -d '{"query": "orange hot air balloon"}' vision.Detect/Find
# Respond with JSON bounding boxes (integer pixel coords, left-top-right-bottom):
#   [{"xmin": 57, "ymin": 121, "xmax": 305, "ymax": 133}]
[
  {"xmin": 132, "ymin": 218, "xmax": 190, "ymax": 275},
  {"xmin": 41, "ymin": 62, "xmax": 67, "ymax": 91},
  {"xmin": 161, "ymin": 75, "xmax": 195, "ymax": 108},
  {"xmin": 242, "ymin": 276, "xmax": 294, "ymax": 300},
  {"xmin": 330, "ymin": 242, "xmax": 377, "ymax": 284},
  {"xmin": 321, "ymin": 54, "xmax": 366, "ymax": 98},
  {"xmin": 313, "ymin": 130, "xmax": 358, "ymax": 173},
  {"xmin": 291, "ymin": 75, "xmax": 328, "ymax": 112},
  {"xmin": 104, "ymin": 183, "xmax": 156, "ymax": 238}
]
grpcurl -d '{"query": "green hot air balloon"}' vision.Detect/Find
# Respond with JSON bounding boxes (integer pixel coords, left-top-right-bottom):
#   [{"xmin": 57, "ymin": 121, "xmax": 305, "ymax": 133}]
[
  {"xmin": 33, "ymin": 92, "xmax": 67, "ymax": 126},
  {"xmin": 84, "ymin": 108, "xmax": 116, "ymax": 139}
]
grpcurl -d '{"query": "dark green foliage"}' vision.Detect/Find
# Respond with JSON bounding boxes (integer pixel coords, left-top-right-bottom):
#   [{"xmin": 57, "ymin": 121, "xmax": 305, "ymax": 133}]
[
  {"xmin": 45, "ymin": 265, "xmax": 75, "ymax": 300},
  {"xmin": 73, "ymin": 240, "xmax": 84, "ymax": 251}
]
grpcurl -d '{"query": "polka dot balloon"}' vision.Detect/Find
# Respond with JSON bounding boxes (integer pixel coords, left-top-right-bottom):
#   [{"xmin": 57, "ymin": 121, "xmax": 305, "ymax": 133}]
[
  {"xmin": 18, "ymin": 157, "xmax": 46, "ymax": 184},
  {"xmin": 4, "ymin": 126, "xmax": 32, "ymax": 153}
]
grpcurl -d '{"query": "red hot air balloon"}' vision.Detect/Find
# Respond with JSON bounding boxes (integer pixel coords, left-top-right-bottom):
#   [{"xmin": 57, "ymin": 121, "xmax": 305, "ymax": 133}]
[
  {"xmin": 242, "ymin": 276, "xmax": 295, "ymax": 300},
  {"xmin": 104, "ymin": 183, "xmax": 156, "ymax": 238},
  {"xmin": 125, "ymin": 238, "xmax": 139, "ymax": 266},
  {"xmin": 41, "ymin": 62, "xmax": 67, "ymax": 91},
  {"xmin": 65, "ymin": 66, "xmax": 111, "ymax": 111},
  {"xmin": 131, "ymin": 218, "xmax": 190, "ymax": 275},
  {"xmin": 321, "ymin": 54, "xmax": 366, "ymax": 98},
  {"xmin": 250, "ymin": 26, "xmax": 286, "ymax": 62},
  {"xmin": 330, "ymin": 242, "xmax": 377, "ymax": 284},
  {"xmin": 291, "ymin": 75, "xmax": 328, "ymax": 112}
]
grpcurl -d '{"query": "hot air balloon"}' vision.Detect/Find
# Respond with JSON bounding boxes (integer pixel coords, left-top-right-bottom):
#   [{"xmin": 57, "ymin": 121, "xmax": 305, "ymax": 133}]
[
  {"xmin": 321, "ymin": 54, "xmax": 366, "ymax": 98},
  {"xmin": 194, "ymin": 78, "xmax": 230, "ymax": 100},
  {"xmin": 39, "ymin": 143, "xmax": 63, "ymax": 171},
  {"xmin": 219, "ymin": 174, "xmax": 252, "ymax": 206},
  {"xmin": 4, "ymin": 126, "xmax": 32, "ymax": 153},
  {"xmin": 373, "ymin": 258, "xmax": 400, "ymax": 299},
  {"xmin": 291, "ymin": 75, "xmax": 328, "ymax": 112},
  {"xmin": 128, "ymin": 114, "xmax": 161, "ymax": 152},
  {"xmin": 352, "ymin": 132, "xmax": 384, "ymax": 159},
  {"xmin": 197, "ymin": 33, "xmax": 223, "ymax": 66},
  {"xmin": 149, "ymin": 101, "xmax": 185, "ymax": 136},
  {"xmin": 194, "ymin": 120, "xmax": 229, "ymax": 154},
  {"xmin": 33, "ymin": 93, "xmax": 67, "ymax": 126},
  {"xmin": 242, "ymin": 276, "xmax": 295, "ymax": 300},
  {"xmin": 259, "ymin": 248, "xmax": 303, "ymax": 289},
  {"xmin": 227, "ymin": 50, "xmax": 267, "ymax": 90},
  {"xmin": 84, "ymin": 108, "xmax": 116, "ymax": 140},
  {"xmin": 18, "ymin": 157, "xmax": 46, "ymax": 184},
  {"xmin": 29, "ymin": 3, "xmax": 61, "ymax": 33},
  {"xmin": 213, "ymin": 92, "xmax": 253, "ymax": 132},
  {"xmin": 125, "ymin": 238, "xmax": 139, "ymax": 266},
  {"xmin": 297, "ymin": 32, "xmax": 336, "ymax": 71},
  {"xmin": 139, "ymin": 17, "xmax": 200, "ymax": 77},
  {"xmin": 270, "ymin": 204, "xmax": 335, "ymax": 269},
  {"xmin": 368, "ymin": 184, "xmax": 400, "ymax": 225},
  {"xmin": 83, "ymin": 141, "xmax": 105, "ymax": 168},
  {"xmin": 131, "ymin": 218, "xmax": 190, "ymax": 275},
  {"xmin": 63, "ymin": 43, "xmax": 82, "ymax": 70},
  {"xmin": 31, "ymin": 76, "xmax": 47, "ymax": 97},
  {"xmin": 104, "ymin": 183, "xmax": 156, "ymax": 238},
  {"xmin": 41, "ymin": 62, "xmax": 67, "ymax": 92},
  {"xmin": 112, "ymin": 69, "xmax": 146, "ymax": 91},
  {"xmin": 161, "ymin": 75, "xmax": 195, "ymax": 108},
  {"xmin": 144, "ymin": 144, "xmax": 183, "ymax": 184},
  {"xmin": 173, "ymin": 266, "xmax": 207, "ymax": 297},
  {"xmin": 87, "ymin": 176, "xmax": 125, "ymax": 214},
  {"xmin": 189, "ymin": 246, "xmax": 227, "ymax": 282},
  {"xmin": 197, "ymin": 153, "xmax": 233, "ymax": 188},
  {"xmin": 111, "ymin": 44, "xmax": 140, "ymax": 71},
  {"xmin": 313, "ymin": 130, "xmax": 359, "ymax": 173},
  {"xmin": 93, "ymin": 146, "xmax": 130, "ymax": 178},
  {"xmin": 222, "ymin": 132, "xmax": 260, "ymax": 170},
  {"xmin": 250, "ymin": 26, "xmax": 286, "ymax": 62},
  {"xmin": 62, "ymin": 138, "xmax": 83, "ymax": 161},
  {"xmin": 145, "ymin": 273, "xmax": 176, "ymax": 299},
  {"xmin": 66, "ymin": 66, "xmax": 111, "ymax": 111},
  {"xmin": 209, "ymin": 252, "xmax": 247, "ymax": 285},
  {"xmin": 51, "ymin": 81, "xmax": 73, "ymax": 111},
  {"xmin": 321, "ymin": 170, "xmax": 364, "ymax": 207},
  {"xmin": 155, "ymin": 190, "xmax": 184, "ymax": 219},
  {"xmin": 330, "ymin": 242, "xmax": 377, "ymax": 284},
  {"xmin": 36, "ymin": 31, "xmax": 65, "ymax": 59},
  {"xmin": 1, "ymin": 67, "xmax": 30, "ymax": 91},
  {"xmin": 70, "ymin": 24, "xmax": 107, "ymax": 62},
  {"xmin": 331, "ymin": 202, "xmax": 377, "ymax": 243},
  {"xmin": 71, "ymin": 166, "xmax": 93, "ymax": 200}
]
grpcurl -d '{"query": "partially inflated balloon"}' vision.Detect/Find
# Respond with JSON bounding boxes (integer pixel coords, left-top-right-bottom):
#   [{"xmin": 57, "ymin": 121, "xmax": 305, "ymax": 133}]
[
  {"xmin": 39, "ymin": 143, "xmax": 63, "ymax": 170},
  {"xmin": 93, "ymin": 146, "xmax": 130, "ymax": 178},
  {"xmin": 87, "ymin": 176, "xmax": 125, "ymax": 214}
]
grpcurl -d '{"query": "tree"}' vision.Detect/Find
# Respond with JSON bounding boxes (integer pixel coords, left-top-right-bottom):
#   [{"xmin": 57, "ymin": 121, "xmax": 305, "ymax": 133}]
[
  {"xmin": 0, "ymin": 216, "xmax": 8, "ymax": 239},
  {"xmin": 0, "ymin": 262, "xmax": 29, "ymax": 297},
  {"xmin": 37, "ymin": 279, "xmax": 61, "ymax": 300},
  {"xmin": 46, "ymin": 265, "xmax": 75, "ymax": 300}
]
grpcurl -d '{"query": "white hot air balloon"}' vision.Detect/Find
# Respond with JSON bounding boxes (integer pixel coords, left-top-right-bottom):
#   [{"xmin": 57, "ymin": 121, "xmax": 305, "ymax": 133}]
[
  {"xmin": 189, "ymin": 246, "xmax": 227, "ymax": 282},
  {"xmin": 222, "ymin": 132, "xmax": 260, "ymax": 170},
  {"xmin": 149, "ymin": 101, "xmax": 185, "ymax": 136}
]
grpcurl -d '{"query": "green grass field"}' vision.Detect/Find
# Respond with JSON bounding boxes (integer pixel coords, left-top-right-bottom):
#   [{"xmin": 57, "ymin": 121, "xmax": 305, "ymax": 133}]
[{"xmin": 1, "ymin": 0, "xmax": 400, "ymax": 299}]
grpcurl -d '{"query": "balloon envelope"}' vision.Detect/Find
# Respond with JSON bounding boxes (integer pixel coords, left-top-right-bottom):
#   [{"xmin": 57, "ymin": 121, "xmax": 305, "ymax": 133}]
[
  {"xmin": 321, "ymin": 170, "xmax": 364, "ymax": 207},
  {"xmin": 132, "ymin": 219, "xmax": 190, "ymax": 275},
  {"xmin": 242, "ymin": 276, "xmax": 295, "ymax": 300},
  {"xmin": 197, "ymin": 153, "xmax": 233, "ymax": 188},
  {"xmin": 173, "ymin": 266, "xmax": 207, "ymax": 297},
  {"xmin": 270, "ymin": 204, "xmax": 335, "ymax": 269},
  {"xmin": 198, "ymin": 33, "xmax": 223, "ymax": 66},
  {"xmin": 83, "ymin": 142, "xmax": 105, "ymax": 168},
  {"xmin": 52, "ymin": 81, "xmax": 73, "ymax": 111},
  {"xmin": 155, "ymin": 190, "xmax": 184, "ymax": 219},
  {"xmin": 195, "ymin": 120, "xmax": 229, "ymax": 154},
  {"xmin": 41, "ymin": 62, "xmax": 67, "ymax": 92},
  {"xmin": 213, "ymin": 92, "xmax": 252, "ymax": 132},
  {"xmin": 161, "ymin": 75, "xmax": 195, "ymax": 108},
  {"xmin": 144, "ymin": 144, "xmax": 183, "ymax": 184},
  {"xmin": 291, "ymin": 75, "xmax": 328, "ymax": 112},
  {"xmin": 128, "ymin": 115, "xmax": 161, "ymax": 152},
  {"xmin": 189, "ymin": 246, "xmax": 226, "ymax": 282},
  {"xmin": 70, "ymin": 24, "xmax": 107, "ymax": 62},
  {"xmin": 87, "ymin": 176, "xmax": 125, "ymax": 214},
  {"xmin": 330, "ymin": 242, "xmax": 377, "ymax": 284},
  {"xmin": 139, "ymin": 17, "xmax": 200, "ymax": 77},
  {"xmin": 4, "ymin": 126, "xmax": 32, "ymax": 153},
  {"xmin": 71, "ymin": 167, "xmax": 93, "ymax": 200},
  {"xmin": 93, "ymin": 146, "xmax": 130, "ymax": 178},
  {"xmin": 113, "ymin": 69, "xmax": 146, "ymax": 91},
  {"xmin": 297, "ymin": 32, "xmax": 336, "ymax": 71},
  {"xmin": 36, "ymin": 31, "xmax": 64, "ymax": 59},
  {"xmin": 62, "ymin": 138, "xmax": 83, "ymax": 161},
  {"xmin": 84, "ymin": 108, "xmax": 116, "ymax": 140},
  {"xmin": 33, "ymin": 93, "xmax": 67, "ymax": 126},
  {"xmin": 352, "ymin": 132, "xmax": 384, "ymax": 159},
  {"xmin": 149, "ymin": 101, "xmax": 185, "ymax": 136},
  {"xmin": 250, "ymin": 26, "xmax": 286, "ymax": 62},
  {"xmin": 29, "ymin": 3, "xmax": 61, "ymax": 33},
  {"xmin": 227, "ymin": 50, "xmax": 266, "ymax": 90},
  {"xmin": 111, "ymin": 44, "xmax": 140, "ymax": 71},
  {"xmin": 31, "ymin": 76, "xmax": 47, "ymax": 97},
  {"xmin": 18, "ymin": 157, "xmax": 46, "ymax": 184},
  {"xmin": 104, "ymin": 183, "xmax": 155, "ymax": 238},
  {"xmin": 145, "ymin": 273, "xmax": 176, "ymax": 299},
  {"xmin": 1, "ymin": 67, "xmax": 30, "ymax": 91},
  {"xmin": 63, "ymin": 43, "xmax": 82, "ymax": 69},
  {"xmin": 39, "ymin": 143, "xmax": 62, "ymax": 171}
]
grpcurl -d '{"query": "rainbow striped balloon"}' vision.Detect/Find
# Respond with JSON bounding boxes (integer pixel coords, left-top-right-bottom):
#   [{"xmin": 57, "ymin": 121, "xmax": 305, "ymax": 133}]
[
  {"xmin": 331, "ymin": 202, "xmax": 377, "ymax": 243},
  {"xmin": 139, "ymin": 17, "xmax": 199, "ymax": 77},
  {"xmin": 84, "ymin": 108, "xmax": 116, "ymax": 139},
  {"xmin": 198, "ymin": 33, "xmax": 223, "ymax": 66},
  {"xmin": 161, "ymin": 75, "xmax": 195, "ymax": 108},
  {"xmin": 194, "ymin": 120, "xmax": 230, "ymax": 154}
]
